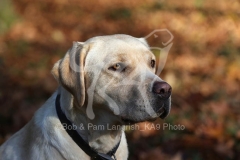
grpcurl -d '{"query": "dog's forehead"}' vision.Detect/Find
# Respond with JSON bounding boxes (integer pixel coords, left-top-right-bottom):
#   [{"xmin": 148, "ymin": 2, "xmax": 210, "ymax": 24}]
[
  {"xmin": 87, "ymin": 35, "xmax": 148, "ymax": 49},
  {"xmin": 85, "ymin": 35, "xmax": 153, "ymax": 65}
]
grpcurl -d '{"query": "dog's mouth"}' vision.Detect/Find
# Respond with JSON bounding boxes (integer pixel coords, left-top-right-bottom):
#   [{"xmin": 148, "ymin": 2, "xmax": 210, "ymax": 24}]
[
  {"xmin": 121, "ymin": 107, "xmax": 168, "ymax": 125},
  {"xmin": 158, "ymin": 107, "xmax": 168, "ymax": 119},
  {"xmin": 121, "ymin": 117, "xmax": 158, "ymax": 125},
  {"xmin": 121, "ymin": 117, "xmax": 139, "ymax": 125}
]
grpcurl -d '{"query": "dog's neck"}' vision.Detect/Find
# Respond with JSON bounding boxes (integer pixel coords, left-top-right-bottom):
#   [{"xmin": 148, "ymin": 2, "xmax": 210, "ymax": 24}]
[{"xmin": 58, "ymin": 86, "xmax": 123, "ymax": 154}]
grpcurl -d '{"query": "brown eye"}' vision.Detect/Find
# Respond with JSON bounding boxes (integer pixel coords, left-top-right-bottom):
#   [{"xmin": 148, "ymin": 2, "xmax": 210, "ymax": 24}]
[
  {"xmin": 113, "ymin": 63, "xmax": 121, "ymax": 70},
  {"xmin": 108, "ymin": 63, "xmax": 127, "ymax": 72},
  {"xmin": 109, "ymin": 63, "xmax": 121, "ymax": 71},
  {"xmin": 151, "ymin": 60, "xmax": 155, "ymax": 68}
]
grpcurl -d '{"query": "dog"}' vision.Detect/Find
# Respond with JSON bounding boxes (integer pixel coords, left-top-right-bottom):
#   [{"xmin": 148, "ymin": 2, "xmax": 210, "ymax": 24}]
[{"xmin": 0, "ymin": 34, "xmax": 172, "ymax": 160}]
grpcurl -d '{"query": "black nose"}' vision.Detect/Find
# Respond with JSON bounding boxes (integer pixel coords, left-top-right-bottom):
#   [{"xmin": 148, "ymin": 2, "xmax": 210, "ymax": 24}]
[{"xmin": 152, "ymin": 81, "xmax": 172, "ymax": 99}]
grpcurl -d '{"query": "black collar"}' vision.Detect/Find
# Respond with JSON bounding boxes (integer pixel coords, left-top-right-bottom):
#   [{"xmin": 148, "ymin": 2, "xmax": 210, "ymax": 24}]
[{"xmin": 55, "ymin": 94, "xmax": 120, "ymax": 160}]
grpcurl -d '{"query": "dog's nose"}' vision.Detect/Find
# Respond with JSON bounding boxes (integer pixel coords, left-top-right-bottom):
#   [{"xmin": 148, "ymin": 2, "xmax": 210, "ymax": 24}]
[{"xmin": 152, "ymin": 81, "xmax": 172, "ymax": 99}]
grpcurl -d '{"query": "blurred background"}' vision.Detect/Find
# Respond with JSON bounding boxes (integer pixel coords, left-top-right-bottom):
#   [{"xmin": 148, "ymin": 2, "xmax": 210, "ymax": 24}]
[{"xmin": 0, "ymin": 0, "xmax": 239, "ymax": 159}]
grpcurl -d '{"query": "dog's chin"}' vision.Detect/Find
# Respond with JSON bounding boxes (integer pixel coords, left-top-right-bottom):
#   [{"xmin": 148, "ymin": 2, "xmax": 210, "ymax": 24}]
[
  {"xmin": 121, "ymin": 118, "xmax": 139, "ymax": 125},
  {"xmin": 121, "ymin": 107, "xmax": 169, "ymax": 125},
  {"xmin": 120, "ymin": 116, "xmax": 159, "ymax": 125}
]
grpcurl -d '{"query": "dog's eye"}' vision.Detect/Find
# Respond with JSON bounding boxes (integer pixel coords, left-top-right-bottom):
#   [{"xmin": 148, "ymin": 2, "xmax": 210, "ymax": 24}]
[
  {"xmin": 108, "ymin": 63, "xmax": 126, "ymax": 72},
  {"xmin": 113, "ymin": 63, "xmax": 121, "ymax": 70},
  {"xmin": 151, "ymin": 60, "xmax": 155, "ymax": 68}
]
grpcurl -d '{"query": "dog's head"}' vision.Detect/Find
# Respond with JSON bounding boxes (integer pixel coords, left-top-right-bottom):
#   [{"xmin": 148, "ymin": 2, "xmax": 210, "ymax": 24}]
[{"xmin": 52, "ymin": 34, "xmax": 171, "ymax": 124}]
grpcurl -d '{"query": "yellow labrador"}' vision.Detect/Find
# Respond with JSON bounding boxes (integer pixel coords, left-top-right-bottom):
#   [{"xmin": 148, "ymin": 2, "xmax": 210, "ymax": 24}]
[{"xmin": 0, "ymin": 35, "xmax": 171, "ymax": 160}]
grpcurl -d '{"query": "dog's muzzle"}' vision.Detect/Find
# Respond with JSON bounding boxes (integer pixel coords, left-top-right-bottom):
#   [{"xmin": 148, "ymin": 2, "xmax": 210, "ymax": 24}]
[{"xmin": 152, "ymin": 81, "xmax": 172, "ymax": 119}]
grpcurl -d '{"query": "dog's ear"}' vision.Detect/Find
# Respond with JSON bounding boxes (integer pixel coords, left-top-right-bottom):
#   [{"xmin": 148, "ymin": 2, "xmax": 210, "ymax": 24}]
[
  {"xmin": 51, "ymin": 60, "xmax": 61, "ymax": 83},
  {"xmin": 51, "ymin": 42, "xmax": 90, "ymax": 107}
]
